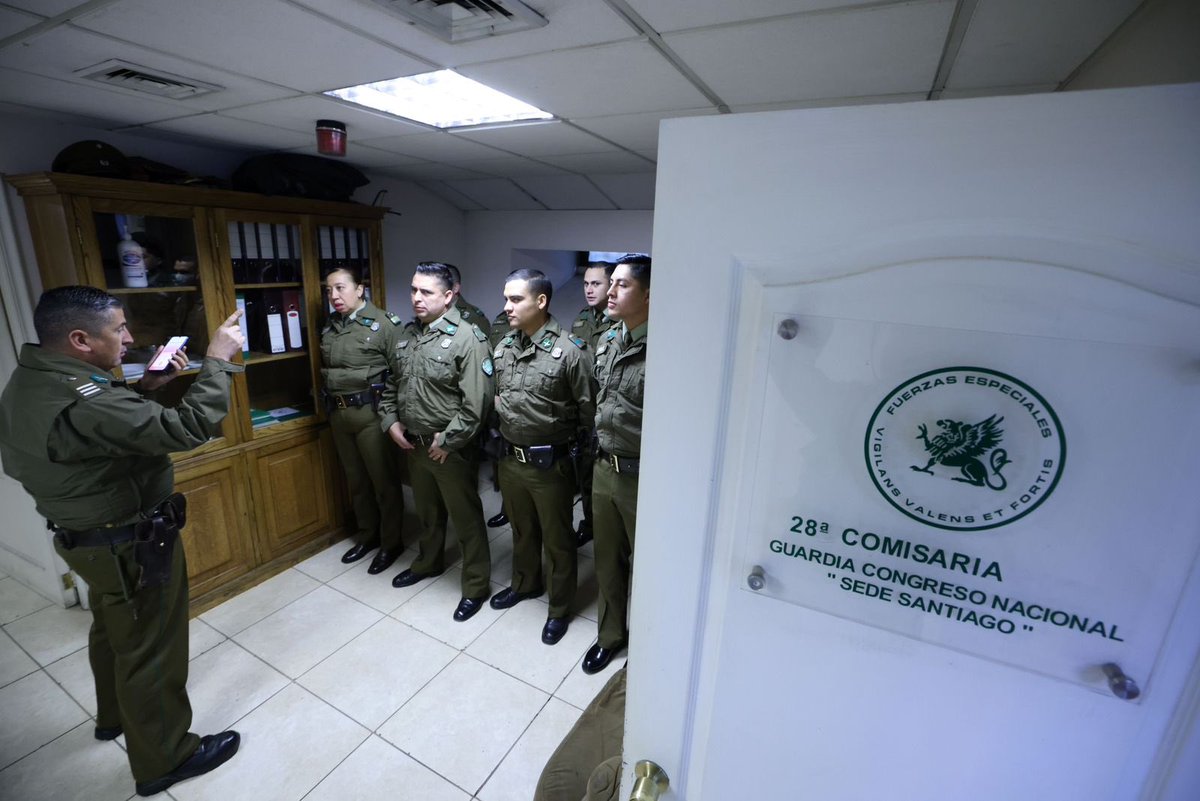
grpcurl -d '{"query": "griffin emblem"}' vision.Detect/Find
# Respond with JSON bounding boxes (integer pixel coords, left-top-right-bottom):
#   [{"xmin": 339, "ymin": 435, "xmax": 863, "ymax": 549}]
[{"xmin": 910, "ymin": 415, "xmax": 1010, "ymax": 490}]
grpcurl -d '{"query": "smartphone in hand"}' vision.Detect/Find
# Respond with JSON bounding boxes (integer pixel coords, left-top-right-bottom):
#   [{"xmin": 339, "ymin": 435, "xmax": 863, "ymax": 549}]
[{"xmin": 147, "ymin": 336, "xmax": 189, "ymax": 372}]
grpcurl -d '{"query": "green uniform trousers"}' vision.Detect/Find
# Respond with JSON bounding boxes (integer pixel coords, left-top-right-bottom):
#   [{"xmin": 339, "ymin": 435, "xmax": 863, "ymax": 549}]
[
  {"xmin": 407, "ymin": 444, "xmax": 491, "ymax": 598},
  {"xmin": 534, "ymin": 666, "xmax": 626, "ymax": 801},
  {"xmin": 498, "ymin": 454, "xmax": 578, "ymax": 618},
  {"xmin": 592, "ymin": 458, "xmax": 639, "ymax": 649},
  {"xmin": 54, "ymin": 536, "xmax": 199, "ymax": 783},
  {"xmin": 329, "ymin": 405, "xmax": 405, "ymax": 551},
  {"xmin": 579, "ymin": 436, "xmax": 595, "ymax": 534}
]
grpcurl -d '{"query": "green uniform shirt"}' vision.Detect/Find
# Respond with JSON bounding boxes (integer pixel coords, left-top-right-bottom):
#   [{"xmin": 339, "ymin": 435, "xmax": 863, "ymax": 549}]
[
  {"xmin": 455, "ymin": 296, "xmax": 492, "ymax": 342},
  {"xmin": 489, "ymin": 309, "xmax": 512, "ymax": 350},
  {"xmin": 494, "ymin": 315, "xmax": 595, "ymax": 445},
  {"xmin": 319, "ymin": 299, "xmax": 404, "ymax": 392},
  {"xmin": 0, "ymin": 344, "xmax": 242, "ymax": 529},
  {"xmin": 570, "ymin": 305, "xmax": 611, "ymax": 350},
  {"xmin": 593, "ymin": 322, "xmax": 647, "ymax": 458},
  {"xmin": 379, "ymin": 304, "xmax": 494, "ymax": 452}
]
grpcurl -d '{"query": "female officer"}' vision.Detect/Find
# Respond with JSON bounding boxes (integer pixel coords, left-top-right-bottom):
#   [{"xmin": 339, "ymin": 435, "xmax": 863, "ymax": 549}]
[{"xmin": 321, "ymin": 266, "xmax": 406, "ymax": 573}]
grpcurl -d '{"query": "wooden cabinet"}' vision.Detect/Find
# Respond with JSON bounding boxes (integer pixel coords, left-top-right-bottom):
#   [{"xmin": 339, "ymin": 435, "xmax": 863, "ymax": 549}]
[{"xmin": 6, "ymin": 172, "xmax": 387, "ymax": 612}]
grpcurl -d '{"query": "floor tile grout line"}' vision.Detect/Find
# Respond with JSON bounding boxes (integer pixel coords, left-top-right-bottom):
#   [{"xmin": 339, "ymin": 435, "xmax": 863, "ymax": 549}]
[{"xmin": 198, "ymin": 569, "xmax": 327, "ymax": 638}]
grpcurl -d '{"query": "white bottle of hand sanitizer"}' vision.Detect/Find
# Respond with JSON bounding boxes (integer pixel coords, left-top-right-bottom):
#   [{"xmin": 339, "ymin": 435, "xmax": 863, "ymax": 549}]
[{"xmin": 116, "ymin": 217, "xmax": 148, "ymax": 288}]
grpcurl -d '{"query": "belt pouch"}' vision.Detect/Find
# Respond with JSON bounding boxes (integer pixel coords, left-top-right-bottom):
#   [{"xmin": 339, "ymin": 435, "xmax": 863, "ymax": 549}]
[
  {"xmin": 528, "ymin": 445, "xmax": 555, "ymax": 470},
  {"xmin": 132, "ymin": 517, "xmax": 179, "ymax": 590}
]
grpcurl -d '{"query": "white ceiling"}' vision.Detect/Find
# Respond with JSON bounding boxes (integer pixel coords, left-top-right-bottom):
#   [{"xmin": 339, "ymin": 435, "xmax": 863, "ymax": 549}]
[{"xmin": 0, "ymin": 0, "xmax": 1148, "ymax": 210}]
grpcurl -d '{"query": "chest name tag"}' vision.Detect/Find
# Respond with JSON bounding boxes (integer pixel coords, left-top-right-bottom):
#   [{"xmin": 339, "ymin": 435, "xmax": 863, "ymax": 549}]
[
  {"xmin": 398, "ymin": 341, "xmax": 409, "ymax": 349},
  {"xmin": 440, "ymin": 338, "xmax": 452, "ymax": 349},
  {"xmin": 552, "ymin": 347, "xmax": 563, "ymax": 359}
]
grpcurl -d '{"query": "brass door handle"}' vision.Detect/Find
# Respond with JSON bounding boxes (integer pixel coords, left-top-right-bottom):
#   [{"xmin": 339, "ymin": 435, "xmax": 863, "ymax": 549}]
[{"xmin": 630, "ymin": 760, "xmax": 669, "ymax": 801}]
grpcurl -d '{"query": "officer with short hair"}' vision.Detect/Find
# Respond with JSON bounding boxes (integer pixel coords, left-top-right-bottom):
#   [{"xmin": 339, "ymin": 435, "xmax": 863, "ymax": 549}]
[
  {"xmin": 583, "ymin": 254, "xmax": 651, "ymax": 675},
  {"xmin": 0, "ymin": 286, "xmax": 245, "ymax": 796},
  {"xmin": 569, "ymin": 261, "xmax": 614, "ymax": 546},
  {"xmin": 445, "ymin": 262, "xmax": 492, "ymax": 342},
  {"xmin": 489, "ymin": 268, "xmax": 595, "ymax": 645},
  {"xmin": 380, "ymin": 262, "xmax": 495, "ymax": 622}
]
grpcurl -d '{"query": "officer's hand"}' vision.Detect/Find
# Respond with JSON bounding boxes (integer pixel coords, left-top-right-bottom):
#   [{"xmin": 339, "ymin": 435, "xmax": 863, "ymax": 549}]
[
  {"xmin": 429, "ymin": 433, "xmax": 450, "ymax": 464},
  {"xmin": 206, "ymin": 310, "xmax": 245, "ymax": 361},
  {"xmin": 137, "ymin": 345, "xmax": 189, "ymax": 391},
  {"xmin": 388, "ymin": 422, "xmax": 414, "ymax": 450}
]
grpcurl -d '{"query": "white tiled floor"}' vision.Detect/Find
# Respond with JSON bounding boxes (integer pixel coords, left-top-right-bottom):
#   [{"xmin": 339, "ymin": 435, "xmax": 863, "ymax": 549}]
[{"xmin": 0, "ymin": 487, "xmax": 623, "ymax": 800}]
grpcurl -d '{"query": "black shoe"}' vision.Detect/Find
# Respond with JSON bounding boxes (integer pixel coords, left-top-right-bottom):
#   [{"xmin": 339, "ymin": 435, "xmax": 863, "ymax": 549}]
[
  {"xmin": 367, "ymin": 548, "xmax": 400, "ymax": 575},
  {"xmin": 487, "ymin": 512, "xmax": 509, "ymax": 528},
  {"xmin": 341, "ymin": 541, "xmax": 379, "ymax": 564},
  {"xmin": 582, "ymin": 641, "xmax": 626, "ymax": 674},
  {"xmin": 541, "ymin": 617, "xmax": 570, "ymax": 645},
  {"xmin": 134, "ymin": 730, "xmax": 240, "ymax": 797},
  {"xmin": 453, "ymin": 596, "xmax": 487, "ymax": 622},
  {"xmin": 489, "ymin": 586, "xmax": 545, "ymax": 610},
  {"xmin": 392, "ymin": 568, "xmax": 443, "ymax": 588},
  {"xmin": 576, "ymin": 521, "xmax": 593, "ymax": 548},
  {"xmin": 94, "ymin": 724, "xmax": 122, "ymax": 741}
]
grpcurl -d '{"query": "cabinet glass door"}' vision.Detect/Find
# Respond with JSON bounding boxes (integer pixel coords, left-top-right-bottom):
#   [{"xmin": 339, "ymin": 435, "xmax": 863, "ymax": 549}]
[
  {"xmin": 90, "ymin": 209, "xmax": 210, "ymax": 413},
  {"xmin": 315, "ymin": 223, "xmax": 374, "ymax": 305},
  {"xmin": 225, "ymin": 219, "xmax": 314, "ymax": 432}
]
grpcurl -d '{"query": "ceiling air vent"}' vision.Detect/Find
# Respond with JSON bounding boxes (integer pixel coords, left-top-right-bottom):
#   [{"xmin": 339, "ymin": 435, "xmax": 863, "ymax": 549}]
[
  {"xmin": 370, "ymin": 0, "xmax": 548, "ymax": 43},
  {"xmin": 76, "ymin": 60, "xmax": 223, "ymax": 100}
]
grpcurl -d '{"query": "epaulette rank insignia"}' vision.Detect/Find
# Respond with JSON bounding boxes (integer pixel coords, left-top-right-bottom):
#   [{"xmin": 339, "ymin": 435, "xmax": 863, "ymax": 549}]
[
  {"xmin": 472, "ymin": 326, "xmax": 487, "ymax": 342},
  {"xmin": 75, "ymin": 381, "xmax": 103, "ymax": 398},
  {"xmin": 570, "ymin": 336, "xmax": 586, "ymax": 349},
  {"xmin": 482, "ymin": 357, "xmax": 494, "ymax": 376},
  {"xmin": 387, "ymin": 313, "xmax": 404, "ymax": 326}
]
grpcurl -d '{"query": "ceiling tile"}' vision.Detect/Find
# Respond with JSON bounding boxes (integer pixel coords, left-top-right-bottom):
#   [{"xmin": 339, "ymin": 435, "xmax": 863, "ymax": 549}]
[
  {"xmin": 414, "ymin": 180, "xmax": 487, "ymax": 211},
  {"xmin": 665, "ymin": 1, "xmax": 955, "ymax": 106},
  {"xmin": 454, "ymin": 120, "xmax": 612, "ymax": 157},
  {"xmin": 360, "ymin": 131, "xmax": 507, "ymax": 161},
  {"xmin": 512, "ymin": 175, "xmax": 616, "ymax": 210},
  {"xmin": 589, "ymin": 173, "xmax": 657, "ymax": 210},
  {"xmin": 946, "ymin": 0, "xmax": 1141, "ymax": 89},
  {"xmin": 623, "ymin": 0, "xmax": 868, "ymax": 33},
  {"xmin": 459, "ymin": 39, "xmax": 710, "ymax": 118},
  {"xmin": 539, "ymin": 151, "xmax": 655, "ymax": 174},
  {"xmin": 453, "ymin": 156, "xmax": 571, "ymax": 178},
  {"xmin": 279, "ymin": 143, "xmax": 429, "ymax": 169},
  {"xmin": 384, "ymin": 163, "xmax": 495, "ymax": 181},
  {"xmin": 569, "ymin": 108, "xmax": 719, "ymax": 152},
  {"xmin": 0, "ymin": 25, "xmax": 294, "ymax": 112},
  {"xmin": 442, "ymin": 178, "xmax": 545, "ymax": 210},
  {"xmin": 0, "ymin": 67, "xmax": 186, "ymax": 126},
  {"xmin": 728, "ymin": 92, "xmax": 928, "ymax": 113},
  {"xmin": 2, "ymin": 1, "xmax": 82, "ymax": 16},
  {"xmin": 74, "ymin": 0, "xmax": 430, "ymax": 92},
  {"xmin": 0, "ymin": 5, "xmax": 38, "ymax": 37},
  {"xmin": 222, "ymin": 95, "xmax": 428, "ymax": 139},
  {"xmin": 139, "ymin": 113, "xmax": 313, "ymax": 150},
  {"xmin": 293, "ymin": 0, "xmax": 636, "ymax": 69}
]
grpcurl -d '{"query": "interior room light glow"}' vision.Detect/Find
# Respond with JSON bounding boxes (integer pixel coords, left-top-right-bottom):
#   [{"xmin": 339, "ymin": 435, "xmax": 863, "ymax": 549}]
[{"xmin": 325, "ymin": 70, "xmax": 552, "ymax": 129}]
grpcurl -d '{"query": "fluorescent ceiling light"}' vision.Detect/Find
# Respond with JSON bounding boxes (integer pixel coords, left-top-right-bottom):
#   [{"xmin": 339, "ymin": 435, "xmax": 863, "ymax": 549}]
[{"xmin": 325, "ymin": 70, "xmax": 552, "ymax": 129}]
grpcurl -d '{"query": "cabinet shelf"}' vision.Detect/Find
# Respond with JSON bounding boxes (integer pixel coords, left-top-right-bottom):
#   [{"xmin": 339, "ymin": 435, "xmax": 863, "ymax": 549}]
[
  {"xmin": 109, "ymin": 285, "xmax": 199, "ymax": 295},
  {"xmin": 235, "ymin": 282, "xmax": 303, "ymax": 290},
  {"xmin": 244, "ymin": 350, "xmax": 308, "ymax": 365}
]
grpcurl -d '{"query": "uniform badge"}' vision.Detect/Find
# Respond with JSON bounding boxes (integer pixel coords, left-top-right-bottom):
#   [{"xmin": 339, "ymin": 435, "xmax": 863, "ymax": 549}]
[
  {"xmin": 445, "ymin": 322, "xmax": 459, "ymax": 335},
  {"xmin": 597, "ymin": 344, "xmax": 608, "ymax": 355},
  {"xmin": 573, "ymin": 320, "xmax": 584, "ymax": 328},
  {"xmin": 398, "ymin": 341, "xmax": 409, "ymax": 349},
  {"xmin": 371, "ymin": 322, "xmax": 380, "ymax": 331},
  {"xmin": 504, "ymin": 335, "xmax": 514, "ymax": 346},
  {"xmin": 494, "ymin": 346, "xmax": 503, "ymax": 358},
  {"xmin": 89, "ymin": 374, "xmax": 110, "ymax": 384},
  {"xmin": 540, "ymin": 337, "xmax": 553, "ymax": 349},
  {"xmin": 75, "ymin": 382, "xmax": 102, "ymax": 398},
  {"xmin": 551, "ymin": 347, "xmax": 563, "ymax": 359},
  {"xmin": 482, "ymin": 357, "xmax": 494, "ymax": 376},
  {"xmin": 441, "ymin": 338, "xmax": 452, "ymax": 349}
]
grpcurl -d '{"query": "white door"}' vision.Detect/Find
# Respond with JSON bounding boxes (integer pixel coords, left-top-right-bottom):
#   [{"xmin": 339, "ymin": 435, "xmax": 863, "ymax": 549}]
[
  {"xmin": 629, "ymin": 83, "xmax": 1200, "ymax": 800},
  {"xmin": 0, "ymin": 187, "xmax": 73, "ymax": 606}
]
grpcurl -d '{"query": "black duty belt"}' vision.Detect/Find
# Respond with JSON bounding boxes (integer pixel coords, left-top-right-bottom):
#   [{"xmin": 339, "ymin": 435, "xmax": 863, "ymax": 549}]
[
  {"xmin": 597, "ymin": 448, "xmax": 640, "ymax": 475},
  {"xmin": 507, "ymin": 442, "xmax": 571, "ymax": 464},
  {"xmin": 406, "ymin": 431, "xmax": 437, "ymax": 446},
  {"xmin": 51, "ymin": 523, "xmax": 137, "ymax": 550},
  {"xmin": 329, "ymin": 389, "xmax": 376, "ymax": 409}
]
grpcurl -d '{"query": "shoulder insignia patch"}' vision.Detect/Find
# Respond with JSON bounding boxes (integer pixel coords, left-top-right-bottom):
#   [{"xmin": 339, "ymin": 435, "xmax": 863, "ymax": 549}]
[
  {"xmin": 472, "ymin": 326, "xmax": 487, "ymax": 342},
  {"xmin": 75, "ymin": 382, "xmax": 103, "ymax": 398},
  {"xmin": 482, "ymin": 357, "xmax": 494, "ymax": 377},
  {"xmin": 605, "ymin": 329, "xmax": 617, "ymax": 341},
  {"xmin": 570, "ymin": 336, "xmax": 586, "ymax": 350},
  {"xmin": 444, "ymin": 322, "xmax": 459, "ymax": 335},
  {"xmin": 503, "ymin": 335, "xmax": 514, "ymax": 346},
  {"xmin": 540, "ymin": 336, "xmax": 553, "ymax": 350},
  {"xmin": 551, "ymin": 346, "xmax": 563, "ymax": 359},
  {"xmin": 358, "ymin": 316, "xmax": 375, "ymax": 327},
  {"xmin": 387, "ymin": 313, "xmax": 404, "ymax": 325},
  {"xmin": 88, "ymin": 374, "xmax": 110, "ymax": 384}
]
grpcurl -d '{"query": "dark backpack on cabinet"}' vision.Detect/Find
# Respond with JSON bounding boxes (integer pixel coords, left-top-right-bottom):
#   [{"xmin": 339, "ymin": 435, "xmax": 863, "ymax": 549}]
[{"xmin": 231, "ymin": 153, "xmax": 368, "ymax": 202}]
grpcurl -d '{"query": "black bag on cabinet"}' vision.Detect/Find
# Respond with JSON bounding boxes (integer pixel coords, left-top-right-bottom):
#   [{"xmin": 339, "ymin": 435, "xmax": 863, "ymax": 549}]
[{"xmin": 231, "ymin": 153, "xmax": 368, "ymax": 202}]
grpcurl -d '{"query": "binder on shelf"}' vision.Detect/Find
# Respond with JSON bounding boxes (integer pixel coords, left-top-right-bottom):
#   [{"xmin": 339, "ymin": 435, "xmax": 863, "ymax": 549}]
[
  {"xmin": 229, "ymin": 223, "xmax": 245, "ymax": 282},
  {"xmin": 266, "ymin": 305, "xmax": 286, "ymax": 354}
]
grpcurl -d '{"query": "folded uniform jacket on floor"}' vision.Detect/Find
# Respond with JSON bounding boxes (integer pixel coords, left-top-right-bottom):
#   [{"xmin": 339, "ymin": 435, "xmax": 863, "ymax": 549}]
[{"xmin": 534, "ymin": 666, "xmax": 626, "ymax": 801}]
